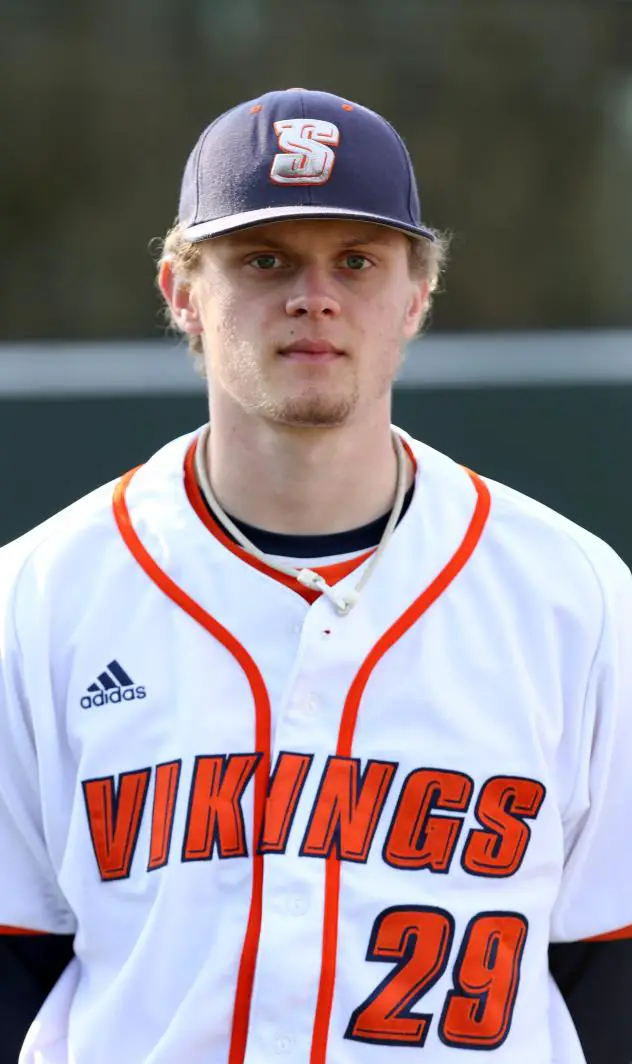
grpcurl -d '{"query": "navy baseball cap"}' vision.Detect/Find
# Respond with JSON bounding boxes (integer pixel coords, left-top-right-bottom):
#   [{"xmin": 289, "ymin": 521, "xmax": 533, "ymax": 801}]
[{"xmin": 178, "ymin": 88, "xmax": 435, "ymax": 243}]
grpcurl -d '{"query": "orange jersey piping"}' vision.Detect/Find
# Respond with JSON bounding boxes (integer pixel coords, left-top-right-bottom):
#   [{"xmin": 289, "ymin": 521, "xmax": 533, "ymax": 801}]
[
  {"xmin": 183, "ymin": 440, "xmax": 373, "ymax": 601},
  {"xmin": 309, "ymin": 467, "xmax": 492, "ymax": 1064},
  {"xmin": 112, "ymin": 468, "xmax": 271, "ymax": 1064},
  {"xmin": 112, "ymin": 441, "xmax": 478, "ymax": 1064},
  {"xmin": 0, "ymin": 926, "xmax": 47, "ymax": 935},
  {"xmin": 585, "ymin": 925, "xmax": 632, "ymax": 942},
  {"xmin": 183, "ymin": 437, "xmax": 418, "ymax": 603}
]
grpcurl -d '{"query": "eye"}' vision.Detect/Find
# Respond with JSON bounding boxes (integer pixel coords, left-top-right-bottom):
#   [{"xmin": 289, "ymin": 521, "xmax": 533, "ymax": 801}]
[
  {"xmin": 248, "ymin": 253, "xmax": 284, "ymax": 270},
  {"xmin": 341, "ymin": 253, "xmax": 372, "ymax": 271}
]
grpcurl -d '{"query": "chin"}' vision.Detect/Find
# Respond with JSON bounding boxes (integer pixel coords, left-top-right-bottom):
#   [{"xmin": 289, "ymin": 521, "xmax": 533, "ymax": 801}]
[{"xmin": 262, "ymin": 393, "xmax": 357, "ymax": 428}]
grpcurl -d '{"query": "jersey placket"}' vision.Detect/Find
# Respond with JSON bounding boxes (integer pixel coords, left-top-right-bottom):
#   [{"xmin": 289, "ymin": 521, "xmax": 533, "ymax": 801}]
[
  {"xmin": 243, "ymin": 598, "xmax": 348, "ymax": 1063},
  {"xmin": 113, "ymin": 454, "xmax": 490, "ymax": 1064}
]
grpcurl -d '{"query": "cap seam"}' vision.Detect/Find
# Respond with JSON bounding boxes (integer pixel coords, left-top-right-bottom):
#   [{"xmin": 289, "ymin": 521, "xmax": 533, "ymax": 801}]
[
  {"xmin": 383, "ymin": 118, "xmax": 417, "ymax": 224},
  {"xmin": 192, "ymin": 119, "xmax": 222, "ymax": 226}
]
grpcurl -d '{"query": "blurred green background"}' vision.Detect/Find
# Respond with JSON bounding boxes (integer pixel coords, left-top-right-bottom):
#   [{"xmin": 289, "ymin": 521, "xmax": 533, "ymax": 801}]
[
  {"xmin": 2, "ymin": 1, "xmax": 632, "ymax": 338},
  {"xmin": 1, "ymin": 1, "xmax": 631, "ymax": 553}
]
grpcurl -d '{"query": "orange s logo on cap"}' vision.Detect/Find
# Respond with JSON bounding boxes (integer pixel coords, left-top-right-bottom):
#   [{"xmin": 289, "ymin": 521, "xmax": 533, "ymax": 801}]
[{"xmin": 270, "ymin": 119, "xmax": 340, "ymax": 185}]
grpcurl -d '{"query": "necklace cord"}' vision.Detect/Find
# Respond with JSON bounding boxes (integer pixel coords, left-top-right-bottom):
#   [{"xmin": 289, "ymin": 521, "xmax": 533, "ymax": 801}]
[{"xmin": 193, "ymin": 427, "xmax": 409, "ymax": 615}]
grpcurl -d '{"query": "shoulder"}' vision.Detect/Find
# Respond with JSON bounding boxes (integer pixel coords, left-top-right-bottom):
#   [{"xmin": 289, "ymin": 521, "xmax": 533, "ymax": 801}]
[
  {"xmin": 0, "ymin": 479, "xmax": 118, "ymax": 636},
  {"xmin": 0, "ymin": 430, "xmax": 199, "ymax": 630},
  {"xmin": 403, "ymin": 429, "xmax": 630, "ymax": 616},
  {"xmin": 480, "ymin": 468, "xmax": 630, "ymax": 598}
]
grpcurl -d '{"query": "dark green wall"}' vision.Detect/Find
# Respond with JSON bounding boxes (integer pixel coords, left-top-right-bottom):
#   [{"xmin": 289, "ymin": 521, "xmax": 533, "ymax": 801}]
[
  {"xmin": 1, "ymin": 386, "xmax": 629, "ymax": 564},
  {"xmin": 395, "ymin": 386, "xmax": 629, "ymax": 561}
]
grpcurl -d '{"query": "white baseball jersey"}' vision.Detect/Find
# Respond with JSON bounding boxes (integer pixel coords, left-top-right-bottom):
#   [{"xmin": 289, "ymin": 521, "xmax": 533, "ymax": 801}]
[{"xmin": 1, "ymin": 426, "xmax": 632, "ymax": 1064}]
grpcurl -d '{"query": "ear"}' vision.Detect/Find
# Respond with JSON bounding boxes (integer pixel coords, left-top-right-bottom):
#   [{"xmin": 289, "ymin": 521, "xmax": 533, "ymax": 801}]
[
  {"xmin": 158, "ymin": 258, "xmax": 203, "ymax": 336},
  {"xmin": 402, "ymin": 280, "xmax": 430, "ymax": 340}
]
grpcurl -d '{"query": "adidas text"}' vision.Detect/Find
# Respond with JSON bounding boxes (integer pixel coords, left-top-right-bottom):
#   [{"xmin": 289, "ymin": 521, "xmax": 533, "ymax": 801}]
[{"xmin": 81, "ymin": 686, "xmax": 146, "ymax": 710}]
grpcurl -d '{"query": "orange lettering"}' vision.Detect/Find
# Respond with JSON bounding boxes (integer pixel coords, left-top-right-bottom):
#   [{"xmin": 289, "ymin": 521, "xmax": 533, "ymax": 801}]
[
  {"xmin": 148, "ymin": 760, "xmax": 181, "ymax": 871},
  {"xmin": 383, "ymin": 769, "xmax": 473, "ymax": 872},
  {"xmin": 301, "ymin": 757, "xmax": 397, "ymax": 862},
  {"xmin": 259, "ymin": 752, "xmax": 313, "ymax": 854},
  {"xmin": 182, "ymin": 754, "xmax": 261, "ymax": 861},
  {"xmin": 461, "ymin": 776, "xmax": 546, "ymax": 877},
  {"xmin": 82, "ymin": 769, "xmax": 151, "ymax": 880}
]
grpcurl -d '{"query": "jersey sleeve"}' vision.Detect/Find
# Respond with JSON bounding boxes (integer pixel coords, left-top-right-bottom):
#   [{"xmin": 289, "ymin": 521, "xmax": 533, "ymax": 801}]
[
  {"xmin": 0, "ymin": 544, "xmax": 75, "ymax": 934},
  {"xmin": 550, "ymin": 548, "xmax": 632, "ymax": 943}
]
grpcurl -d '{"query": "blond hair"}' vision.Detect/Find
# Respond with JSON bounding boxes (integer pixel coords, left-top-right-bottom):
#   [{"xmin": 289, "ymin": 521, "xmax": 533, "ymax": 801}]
[{"xmin": 156, "ymin": 221, "xmax": 450, "ymax": 374}]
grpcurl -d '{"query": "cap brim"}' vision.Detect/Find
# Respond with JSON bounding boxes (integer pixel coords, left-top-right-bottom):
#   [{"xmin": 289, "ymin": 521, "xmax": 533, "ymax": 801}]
[{"xmin": 183, "ymin": 205, "xmax": 435, "ymax": 242}]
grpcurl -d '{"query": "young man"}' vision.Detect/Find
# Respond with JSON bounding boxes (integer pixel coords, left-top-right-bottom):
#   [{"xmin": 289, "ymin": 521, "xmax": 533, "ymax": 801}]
[{"xmin": 0, "ymin": 88, "xmax": 631, "ymax": 1064}]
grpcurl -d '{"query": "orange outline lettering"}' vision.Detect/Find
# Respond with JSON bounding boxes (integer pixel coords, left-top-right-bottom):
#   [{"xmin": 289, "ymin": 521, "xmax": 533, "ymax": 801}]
[
  {"xmin": 147, "ymin": 760, "xmax": 182, "ymax": 871},
  {"xmin": 258, "ymin": 752, "xmax": 313, "ymax": 854},
  {"xmin": 82, "ymin": 769, "xmax": 151, "ymax": 881},
  {"xmin": 182, "ymin": 754, "xmax": 261, "ymax": 861},
  {"xmin": 461, "ymin": 776, "xmax": 546, "ymax": 878},
  {"xmin": 383, "ymin": 769, "xmax": 473, "ymax": 872},
  {"xmin": 301, "ymin": 757, "xmax": 397, "ymax": 862}
]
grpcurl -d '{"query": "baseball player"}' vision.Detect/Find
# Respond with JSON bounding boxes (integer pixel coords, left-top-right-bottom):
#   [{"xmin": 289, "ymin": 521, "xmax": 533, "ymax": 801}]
[{"xmin": 1, "ymin": 88, "xmax": 631, "ymax": 1064}]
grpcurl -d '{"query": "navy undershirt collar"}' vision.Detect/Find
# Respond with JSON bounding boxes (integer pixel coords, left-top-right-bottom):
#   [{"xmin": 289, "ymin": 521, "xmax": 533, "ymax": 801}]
[{"xmin": 215, "ymin": 482, "xmax": 416, "ymax": 558}]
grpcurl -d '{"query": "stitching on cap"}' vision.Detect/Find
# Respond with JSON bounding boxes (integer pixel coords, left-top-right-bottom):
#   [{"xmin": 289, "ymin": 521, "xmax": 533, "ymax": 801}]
[
  {"xmin": 192, "ymin": 115, "xmax": 224, "ymax": 225},
  {"xmin": 383, "ymin": 117, "xmax": 416, "ymax": 224}
]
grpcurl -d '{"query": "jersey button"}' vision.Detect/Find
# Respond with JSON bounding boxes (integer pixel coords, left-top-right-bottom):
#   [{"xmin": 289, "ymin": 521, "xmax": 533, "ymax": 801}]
[
  {"xmin": 287, "ymin": 893, "xmax": 309, "ymax": 916},
  {"xmin": 275, "ymin": 1034, "xmax": 294, "ymax": 1054},
  {"xmin": 288, "ymin": 694, "xmax": 319, "ymax": 720}
]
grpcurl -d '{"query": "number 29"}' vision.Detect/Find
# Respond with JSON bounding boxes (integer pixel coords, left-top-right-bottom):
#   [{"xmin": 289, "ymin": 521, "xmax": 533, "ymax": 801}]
[{"xmin": 346, "ymin": 906, "xmax": 528, "ymax": 1050}]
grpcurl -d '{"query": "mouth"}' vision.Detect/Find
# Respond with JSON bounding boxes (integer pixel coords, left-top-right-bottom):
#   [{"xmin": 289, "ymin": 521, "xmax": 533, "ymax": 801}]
[{"xmin": 278, "ymin": 339, "xmax": 344, "ymax": 363}]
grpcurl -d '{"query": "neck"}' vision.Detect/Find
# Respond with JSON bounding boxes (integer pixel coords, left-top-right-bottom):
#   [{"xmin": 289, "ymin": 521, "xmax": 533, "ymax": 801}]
[{"xmin": 205, "ymin": 400, "xmax": 410, "ymax": 535}]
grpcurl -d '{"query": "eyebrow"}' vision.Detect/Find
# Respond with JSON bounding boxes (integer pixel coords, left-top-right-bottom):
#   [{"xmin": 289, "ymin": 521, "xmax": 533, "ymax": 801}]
[{"xmin": 335, "ymin": 231, "xmax": 395, "ymax": 247}]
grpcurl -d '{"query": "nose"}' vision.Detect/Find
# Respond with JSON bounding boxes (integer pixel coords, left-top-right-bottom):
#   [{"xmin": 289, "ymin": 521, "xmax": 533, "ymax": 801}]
[{"xmin": 285, "ymin": 265, "xmax": 342, "ymax": 319}]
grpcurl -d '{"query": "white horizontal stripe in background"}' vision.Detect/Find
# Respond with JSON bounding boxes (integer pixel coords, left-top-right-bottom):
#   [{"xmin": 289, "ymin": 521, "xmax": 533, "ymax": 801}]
[{"xmin": 0, "ymin": 331, "xmax": 631, "ymax": 397}]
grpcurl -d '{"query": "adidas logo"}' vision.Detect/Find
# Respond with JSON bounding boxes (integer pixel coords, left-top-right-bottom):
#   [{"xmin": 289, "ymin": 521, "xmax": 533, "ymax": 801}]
[{"xmin": 80, "ymin": 660, "xmax": 146, "ymax": 709}]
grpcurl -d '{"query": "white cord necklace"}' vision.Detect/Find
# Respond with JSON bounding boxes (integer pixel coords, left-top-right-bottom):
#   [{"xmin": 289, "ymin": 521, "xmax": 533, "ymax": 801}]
[{"xmin": 193, "ymin": 426, "xmax": 409, "ymax": 616}]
